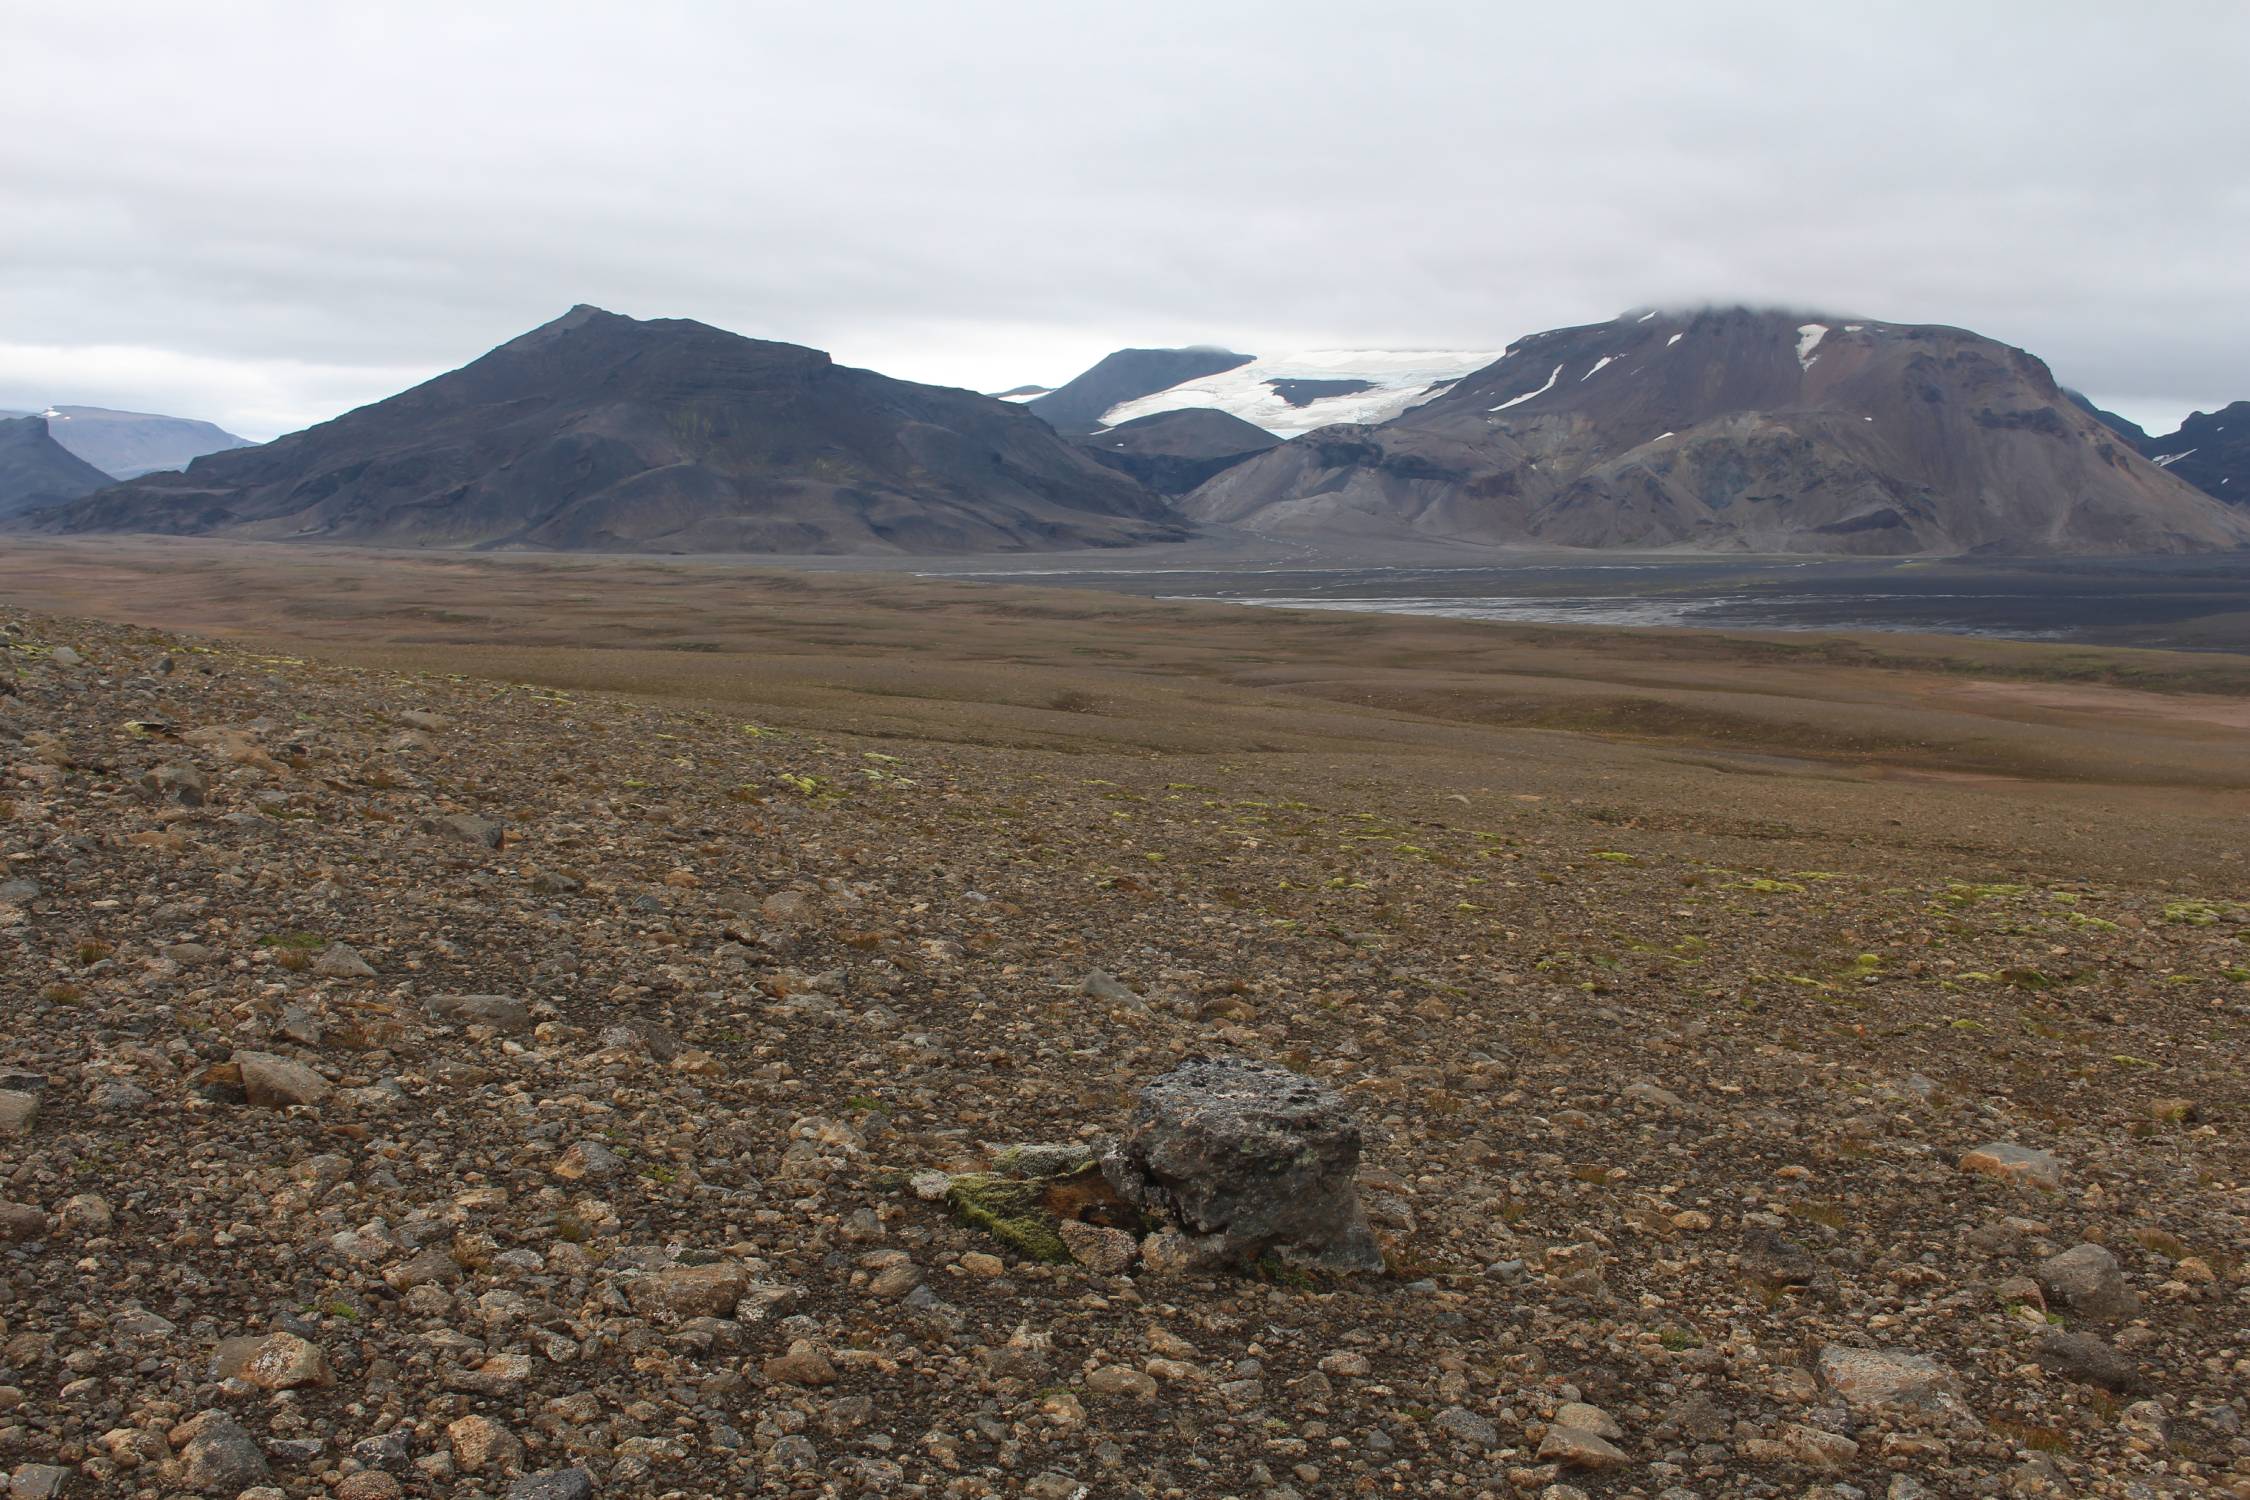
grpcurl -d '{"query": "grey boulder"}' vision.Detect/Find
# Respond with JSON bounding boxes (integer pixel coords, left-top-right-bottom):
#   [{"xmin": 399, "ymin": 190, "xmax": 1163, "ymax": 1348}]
[{"xmin": 1101, "ymin": 1055, "xmax": 1384, "ymax": 1273}]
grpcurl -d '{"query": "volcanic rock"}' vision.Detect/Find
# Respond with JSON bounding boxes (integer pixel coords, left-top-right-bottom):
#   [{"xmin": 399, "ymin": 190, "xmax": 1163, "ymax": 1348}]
[{"xmin": 1101, "ymin": 1056, "xmax": 1384, "ymax": 1271}]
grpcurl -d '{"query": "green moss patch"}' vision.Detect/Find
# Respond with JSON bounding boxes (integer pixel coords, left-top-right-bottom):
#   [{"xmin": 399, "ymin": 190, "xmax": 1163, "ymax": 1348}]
[{"xmin": 946, "ymin": 1174, "xmax": 1070, "ymax": 1263}]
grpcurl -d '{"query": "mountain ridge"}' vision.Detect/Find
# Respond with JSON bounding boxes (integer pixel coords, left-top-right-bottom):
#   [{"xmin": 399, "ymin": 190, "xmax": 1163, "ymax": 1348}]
[
  {"xmin": 1185, "ymin": 307, "xmax": 2250, "ymax": 555},
  {"xmin": 22, "ymin": 307, "xmax": 1187, "ymax": 554}
]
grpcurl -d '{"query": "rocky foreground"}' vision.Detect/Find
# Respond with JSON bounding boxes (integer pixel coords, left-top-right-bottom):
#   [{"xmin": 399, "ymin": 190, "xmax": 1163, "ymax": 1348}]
[{"xmin": 0, "ymin": 608, "xmax": 2245, "ymax": 1499}]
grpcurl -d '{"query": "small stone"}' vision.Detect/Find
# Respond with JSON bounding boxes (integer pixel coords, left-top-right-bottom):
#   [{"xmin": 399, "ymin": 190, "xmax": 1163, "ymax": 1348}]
[
  {"xmin": 1318, "ymin": 1350, "xmax": 1372, "ymax": 1378},
  {"xmin": 1138, "ymin": 1228, "xmax": 1227, "ymax": 1276},
  {"xmin": 448, "ymin": 1414, "xmax": 522, "ymax": 1473},
  {"xmin": 1433, "ymin": 1406, "xmax": 1501, "ymax": 1448},
  {"xmin": 1816, "ymin": 1345, "xmax": 1960, "ymax": 1411},
  {"xmin": 1555, "ymin": 1402, "xmax": 1622, "ymax": 1440},
  {"xmin": 764, "ymin": 1340, "xmax": 837, "ymax": 1386},
  {"xmin": 142, "ymin": 762, "xmax": 208, "ymax": 806},
  {"xmin": 1959, "ymin": 1142, "xmax": 2063, "ymax": 1191},
  {"xmin": 235, "ymin": 1051, "xmax": 330, "ymax": 1108},
  {"xmin": 0, "ymin": 1091, "xmax": 38, "ymax": 1137},
  {"xmin": 1080, "ymin": 969, "xmax": 1143, "ymax": 1006},
  {"xmin": 450, "ymin": 1353, "xmax": 532, "ymax": 1395},
  {"xmin": 2034, "ymin": 1329, "xmax": 2141, "ymax": 1392},
  {"xmin": 385, "ymin": 1244, "xmax": 462, "ymax": 1290},
  {"xmin": 9, "ymin": 1464, "xmax": 72, "ymax": 1499},
  {"xmin": 58, "ymin": 1194, "xmax": 112, "ymax": 1234},
  {"xmin": 173, "ymin": 1413, "xmax": 270, "ymax": 1492},
  {"xmin": 869, "ymin": 1260, "xmax": 923, "ymax": 1298},
  {"xmin": 424, "ymin": 993, "xmax": 532, "ymax": 1032},
  {"xmin": 1058, "ymin": 1219, "xmax": 1137, "ymax": 1273},
  {"xmin": 313, "ymin": 942, "xmax": 376, "ymax": 978},
  {"xmin": 86, "ymin": 1080, "xmax": 150, "ymax": 1113},
  {"xmin": 507, "ymin": 1470, "xmax": 596, "ymax": 1500},
  {"xmin": 425, "ymin": 811, "xmax": 503, "ymax": 849},
  {"xmin": 957, "ymin": 1251, "xmax": 1005, "ymax": 1277},
  {"xmin": 1538, "ymin": 1425, "xmax": 1629, "ymax": 1469},
  {"xmin": 553, "ymin": 1140, "xmax": 623, "ymax": 1180},
  {"xmin": 334, "ymin": 1474, "xmax": 404, "ymax": 1500},
  {"xmin": 0, "ymin": 1203, "xmax": 47, "ymax": 1241},
  {"xmin": 2038, "ymin": 1243, "xmax": 2137, "ymax": 1320},
  {"xmin": 213, "ymin": 1331, "xmax": 332, "ymax": 1390},
  {"xmin": 1085, "ymin": 1364, "xmax": 1159, "ymax": 1399},
  {"xmin": 1777, "ymin": 1422, "xmax": 1859, "ymax": 1469},
  {"xmin": 631, "ymin": 1260, "xmax": 749, "ymax": 1318}
]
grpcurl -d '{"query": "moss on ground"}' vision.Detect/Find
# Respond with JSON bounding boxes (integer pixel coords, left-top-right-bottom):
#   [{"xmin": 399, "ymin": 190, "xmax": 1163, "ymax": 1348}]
[{"xmin": 945, "ymin": 1174, "xmax": 1071, "ymax": 1263}]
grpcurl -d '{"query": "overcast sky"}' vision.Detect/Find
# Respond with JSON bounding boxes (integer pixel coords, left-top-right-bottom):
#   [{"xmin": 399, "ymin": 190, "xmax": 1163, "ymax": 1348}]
[{"xmin": 5, "ymin": 1, "xmax": 2246, "ymax": 440}]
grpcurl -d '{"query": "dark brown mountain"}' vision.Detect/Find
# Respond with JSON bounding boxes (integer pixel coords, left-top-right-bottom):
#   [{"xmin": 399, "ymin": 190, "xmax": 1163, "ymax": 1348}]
[
  {"xmin": 24, "ymin": 307, "xmax": 1186, "ymax": 554},
  {"xmin": 1074, "ymin": 408, "xmax": 1279, "ymax": 494},
  {"xmin": 2138, "ymin": 401, "xmax": 2248, "ymax": 507},
  {"xmin": 0, "ymin": 416, "xmax": 114, "ymax": 518},
  {"xmin": 1026, "ymin": 348, "xmax": 1254, "ymax": 434},
  {"xmin": 1188, "ymin": 307, "xmax": 2250, "ymax": 555}
]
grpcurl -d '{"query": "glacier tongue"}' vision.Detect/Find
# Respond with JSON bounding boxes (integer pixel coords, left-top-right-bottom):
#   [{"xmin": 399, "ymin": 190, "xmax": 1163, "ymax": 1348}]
[{"xmin": 1098, "ymin": 349, "xmax": 1502, "ymax": 439}]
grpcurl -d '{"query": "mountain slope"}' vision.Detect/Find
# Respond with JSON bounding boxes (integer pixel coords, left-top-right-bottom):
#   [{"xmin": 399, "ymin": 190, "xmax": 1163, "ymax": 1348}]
[
  {"xmin": 1026, "ymin": 348, "xmax": 1255, "ymax": 434},
  {"xmin": 1188, "ymin": 307, "xmax": 2250, "ymax": 556},
  {"xmin": 2066, "ymin": 391, "xmax": 2149, "ymax": 446},
  {"xmin": 1073, "ymin": 408, "xmax": 1280, "ymax": 494},
  {"xmin": 0, "ymin": 416, "xmax": 116, "ymax": 518},
  {"xmin": 36, "ymin": 405, "xmax": 253, "ymax": 478},
  {"xmin": 24, "ymin": 307, "xmax": 1186, "ymax": 554},
  {"xmin": 2139, "ymin": 401, "xmax": 2248, "ymax": 506}
]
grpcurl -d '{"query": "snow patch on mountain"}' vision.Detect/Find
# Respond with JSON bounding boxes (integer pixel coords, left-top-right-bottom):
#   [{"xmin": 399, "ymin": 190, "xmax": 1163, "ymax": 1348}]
[
  {"xmin": 1098, "ymin": 350, "xmax": 1502, "ymax": 439},
  {"xmin": 1491, "ymin": 364, "xmax": 1563, "ymax": 412},
  {"xmin": 1797, "ymin": 323, "xmax": 1829, "ymax": 368}
]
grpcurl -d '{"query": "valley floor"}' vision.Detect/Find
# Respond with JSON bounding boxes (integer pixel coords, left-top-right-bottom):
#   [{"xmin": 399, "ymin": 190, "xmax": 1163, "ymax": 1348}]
[{"xmin": 0, "ymin": 538, "xmax": 2245, "ymax": 1498}]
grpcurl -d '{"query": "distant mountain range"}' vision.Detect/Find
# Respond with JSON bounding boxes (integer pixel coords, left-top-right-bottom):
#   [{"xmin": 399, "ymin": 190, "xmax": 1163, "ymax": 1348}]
[
  {"xmin": 0, "ymin": 416, "xmax": 116, "ymax": 518},
  {"xmin": 22, "ymin": 307, "xmax": 1186, "ymax": 552},
  {"xmin": 2067, "ymin": 393, "xmax": 2247, "ymax": 508},
  {"xmin": 15, "ymin": 303, "xmax": 2247, "ymax": 557},
  {"xmin": 0, "ymin": 404, "xmax": 250, "ymax": 480}
]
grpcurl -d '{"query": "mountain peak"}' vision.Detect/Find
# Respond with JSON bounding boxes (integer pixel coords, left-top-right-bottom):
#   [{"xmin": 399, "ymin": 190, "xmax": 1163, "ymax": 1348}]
[
  {"xmin": 1187, "ymin": 309, "xmax": 2250, "ymax": 556},
  {"xmin": 23, "ymin": 313, "xmax": 1183, "ymax": 554}
]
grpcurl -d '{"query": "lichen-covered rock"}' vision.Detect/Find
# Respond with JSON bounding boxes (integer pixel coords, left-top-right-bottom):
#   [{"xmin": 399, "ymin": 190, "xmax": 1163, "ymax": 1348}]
[
  {"xmin": 1101, "ymin": 1055, "xmax": 1384, "ymax": 1272},
  {"xmin": 1058, "ymin": 1219, "xmax": 1137, "ymax": 1274},
  {"xmin": 170, "ymin": 1412, "xmax": 270, "ymax": 1493},
  {"xmin": 212, "ymin": 1331, "xmax": 333, "ymax": 1390},
  {"xmin": 1959, "ymin": 1141, "xmax": 2063, "ymax": 1190},
  {"xmin": 628, "ymin": 1261, "xmax": 748, "ymax": 1319},
  {"xmin": 1816, "ymin": 1344, "xmax": 1962, "ymax": 1412}
]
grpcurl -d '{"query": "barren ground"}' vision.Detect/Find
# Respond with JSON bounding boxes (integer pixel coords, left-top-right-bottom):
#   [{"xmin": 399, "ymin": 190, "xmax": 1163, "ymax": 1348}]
[{"xmin": 0, "ymin": 536, "xmax": 2244, "ymax": 1500}]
